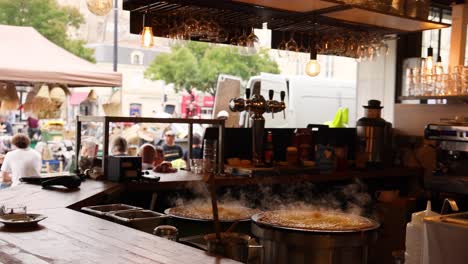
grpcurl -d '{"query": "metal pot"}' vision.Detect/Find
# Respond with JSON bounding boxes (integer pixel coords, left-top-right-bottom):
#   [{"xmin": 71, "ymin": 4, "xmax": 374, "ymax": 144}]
[
  {"xmin": 251, "ymin": 212, "xmax": 379, "ymax": 264},
  {"xmin": 204, "ymin": 232, "xmax": 262, "ymax": 263}
]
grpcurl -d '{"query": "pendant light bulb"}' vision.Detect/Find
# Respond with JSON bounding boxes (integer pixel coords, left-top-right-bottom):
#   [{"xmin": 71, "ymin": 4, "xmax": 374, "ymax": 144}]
[
  {"xmin": 140, "ymin": 10, "xmax": 154, "ymax": 48},
  {"xmin": 426, "ymin": 47, "xmax": 433, "ymax": 73},
  {"xmin": 141, "ymin": 26, "xmax": 154, "ymax": 48},
  {"xmin": 305, "ymin": 51, "xmax": 320, "ymax": 77},
  {"xmin": 435, "ymin": 55, "xmax": 444, "ymax": 75}
]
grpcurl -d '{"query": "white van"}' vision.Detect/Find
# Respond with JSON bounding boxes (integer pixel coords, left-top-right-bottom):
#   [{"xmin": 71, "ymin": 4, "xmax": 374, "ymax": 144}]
[{"xmin": 246, "ymin": 73, "xmax": 357, "ymax": 128}]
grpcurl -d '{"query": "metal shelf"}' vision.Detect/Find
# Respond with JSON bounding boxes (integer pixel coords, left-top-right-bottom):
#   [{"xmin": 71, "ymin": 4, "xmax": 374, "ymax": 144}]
[
  {"xmin": 399, "ymin": 95, "xmax": 468, "ymax": 102},
  {"xmin": 124, "ymin": 0, "xmax": 450, "ymax": 39},
  {"xmin": 323, "ymin": 5, "xmax": 449, "ymax": 33}
]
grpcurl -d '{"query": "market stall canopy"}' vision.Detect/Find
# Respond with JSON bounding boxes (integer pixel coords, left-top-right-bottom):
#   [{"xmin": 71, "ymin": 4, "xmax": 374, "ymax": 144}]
[{"xmin": 0, "ymin": 25, "xmax": 122, "ymax": 87}]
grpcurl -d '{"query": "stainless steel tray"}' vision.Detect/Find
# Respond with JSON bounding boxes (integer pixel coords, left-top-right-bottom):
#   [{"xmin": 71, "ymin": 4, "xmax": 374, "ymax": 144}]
[
  {"xmin": 81, "ymin": 204, "xmax": 142, "ymax": 216},
  {"xmin": 107, "ymin": 209, "xmax": 169, "ymax": 234},
  {"xmin": 107, "ymin": 209, "xmax": 168, "ymax": 223}
]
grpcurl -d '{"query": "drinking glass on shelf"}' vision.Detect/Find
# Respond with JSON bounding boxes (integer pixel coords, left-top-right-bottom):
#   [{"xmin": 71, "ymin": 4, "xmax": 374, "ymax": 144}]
[
  {"xmin": 435, "ymin": 73, "xmax": 447, "ymax": 95},
  {"xmin": 405, "ymin": 68, "xmax": 415, "ymax": 96},
  {"xmin": 411, "ymin": 67, "xmax": 422, "ymax": 96},
  {"xmin": 190, "ymin": 159, "xmax": 203, "ymax": 174},
  {"xmin": 423, "ymin": 74, "xmax": 435, "ymax": 96},
  {"xmin": 450, "ymin": 66, "xmax": 463, "ymax": 95},
  {"xmin": 438, "ymin": 74, "xmax": 450, "ymax": 95},
  {"xmin": 203, "ymin": 139, "xmax": 217, "ymax": 173},
  {"xmin": 462, "ymin": 67, "xmax": 468, "ymax": 94},
  {"xmin": 4, "ymin": 204, "xmax": 27, "ymax": 215}
]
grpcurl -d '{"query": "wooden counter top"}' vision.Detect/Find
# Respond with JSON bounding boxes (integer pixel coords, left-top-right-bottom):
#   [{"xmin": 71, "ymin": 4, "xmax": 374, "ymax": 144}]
[
  {"xmin": 128, "ymin": 167, "xmax": 423, "ymax": 191},
  {"xmin": 0, "ymin": 180, "xmax": 121, "ymax": 211},
  {"xmin": 0, "ymin": 181, "xmax": 238, "ymax": 264}
]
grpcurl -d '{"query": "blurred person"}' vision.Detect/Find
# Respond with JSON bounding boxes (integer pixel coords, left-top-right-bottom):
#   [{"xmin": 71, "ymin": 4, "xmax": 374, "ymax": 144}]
[
  {"xmin": 138, "ymin": 143, "xmax": 156, "ymax": 170},
  {"xmin": 111, "ymin": 136, "xmax": 128, "ymax": 155},
  {"xmin": 162, "ymin": 130, "xmax": 183, "ymax": 161},
  {"xmin": 1, "ymin": 133, "xmax": 41, "ymax": 187},
  {"xmin": 153, "ymin": 146, "xmax": 165, "ymax": 167},
  {"xmin": 27, "ymin": 115, "xmax": 40, "ymax": 139},
  {"xmin": 183, "ymin": 133, "xmax": 202, "ymax": 160},
  {"xmin": 0, "ymin": 115, "xmax": 13, "ymax": 135}
]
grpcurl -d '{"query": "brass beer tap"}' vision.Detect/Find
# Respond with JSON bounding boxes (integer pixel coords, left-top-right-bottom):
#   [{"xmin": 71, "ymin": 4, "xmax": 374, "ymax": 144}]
[{"xmin": 229, "ymin": 82, "xmax": 286, "ymax": 167}]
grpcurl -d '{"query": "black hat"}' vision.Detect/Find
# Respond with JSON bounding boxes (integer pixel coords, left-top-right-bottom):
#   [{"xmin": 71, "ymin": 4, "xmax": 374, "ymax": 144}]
[{"xmin": 363, "ymin": 100, "xmax": 383, "ymax": 109}]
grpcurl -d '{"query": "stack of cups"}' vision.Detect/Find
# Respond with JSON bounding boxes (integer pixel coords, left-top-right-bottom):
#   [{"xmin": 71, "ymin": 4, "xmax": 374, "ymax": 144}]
[{"xmin": 203, "ymin": 139, "xmax": 217, "ymax": 173}]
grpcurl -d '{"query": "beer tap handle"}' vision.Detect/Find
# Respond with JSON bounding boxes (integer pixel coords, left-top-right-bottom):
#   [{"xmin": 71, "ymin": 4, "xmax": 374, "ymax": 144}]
[
  {"xmin": 245, "ymin": 88, "xmax": 251, "ymax": 126},
  {"xmin": 280, "ymin": 91, "xmax": 286, "ymax": 119},
  {"xmin": 268, "ymin": 90, "xmax": 274, "ymax": 118}
]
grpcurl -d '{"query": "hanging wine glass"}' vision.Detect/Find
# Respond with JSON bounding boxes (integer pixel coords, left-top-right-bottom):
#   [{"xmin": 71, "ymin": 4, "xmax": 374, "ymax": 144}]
[
  {"xmin": 277, "ymin": 31, "xmax": 288, "ymax": 58},
  {"xmin": 168, "ymin": 21, "xmax": 179, "ymax": 46},
  {"xmin": 237, "ymin": 28, "xmax": 249, "ymax": 56},
  {"xmin": 246, "ymin": 27, "xmax": 260, "ymax": 55},
  {"xmin": 185, "ymin": 16, "xmax": 200, "ymax": 37},
  {"xmin": 206, "ymin": 19, "xmax": 220, "ymax": 40},
  {"xmin": 298, "ymin": 33, "xmax": 308, "ymax": 53},
  {"xmin": 217, "ymin": 27, "xmax": 228, "ymax": 43},
  {"xmin": 229, "ymin": 30, "xmax": 240, "ymax": 54},
  {"xmin": 321, "ymin": 35, "xmax": 331, "ymax": 55},
  {"xmin": 345, "ymin": 34, "xmax": 358, "ymax": 58},
  {"xmin": 332, "ymin": 33, "xmax": 346, "ymax": 55},
  {"xmin": 198, "ymin": 17, "xmax": 210, "ymax": 38},
  {"xmin": 285, "ymin": 32, "xmax": 298, "ymax": 62},
  {"xmin": 286, "ymin": 32, "xmax": 298, "ymax": 52},
  {"xmin": 376, "ymin": 35, "xmax": 389, "ymax": 57}
]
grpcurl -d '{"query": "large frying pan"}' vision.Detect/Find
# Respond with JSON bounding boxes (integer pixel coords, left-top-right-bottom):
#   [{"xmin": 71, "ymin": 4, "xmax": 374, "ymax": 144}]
[
  {"xmin": 251, "ymin": 210, "xmax": 380, "ymax": 233},
  {"xmin": 164, "ymin": 206, "xmax": 259, "ymax": 222}
]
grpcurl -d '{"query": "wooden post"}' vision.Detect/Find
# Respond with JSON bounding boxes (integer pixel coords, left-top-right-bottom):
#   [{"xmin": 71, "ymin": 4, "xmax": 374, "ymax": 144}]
[
  {"xmin": 75, "ymin": 118, "xmax": 81, "ymax": 174},
  {"xmin": 449, "ymin": 3, "xmax": 468, "ymax": 68}
]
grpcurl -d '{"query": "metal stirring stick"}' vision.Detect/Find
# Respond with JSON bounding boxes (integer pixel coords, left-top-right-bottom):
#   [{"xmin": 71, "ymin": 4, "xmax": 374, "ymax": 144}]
[{"xmin": 209, "ymin": 171, "xmax": 221, "ymax": 240}]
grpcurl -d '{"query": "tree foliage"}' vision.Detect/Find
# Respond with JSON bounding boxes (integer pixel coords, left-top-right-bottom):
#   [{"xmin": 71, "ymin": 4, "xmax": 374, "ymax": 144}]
[
  {"xmin": 145, "ymin": 42, "xmax": 280, "ymax": 94},
  {"xmin": 0, "ymin": 0, "xmax": 95, "ymax": 62}
]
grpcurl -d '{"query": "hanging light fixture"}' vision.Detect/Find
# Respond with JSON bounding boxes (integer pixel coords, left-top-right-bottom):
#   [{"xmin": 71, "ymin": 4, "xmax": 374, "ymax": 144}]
[
  {"xmin": 141, "ymin": 8, "xmax": 154, "ymax": 48},
  {"xmin": 435, "ymin": 55, "xmax": 444, "ymax": 75},
  {"xmin": 86, "ymin": 0, "xmax": 113, "ymax": 16},
  {"xmin": 305, "ymin": 22, "xmax": 320, "ymax": 77},
  {"xmin": 305, "ymin": 47, "xmax": 321, "ymax": 77},
  {"xmin": 426, "ymin": 46, "xmax": 434, "ymax": 73}
]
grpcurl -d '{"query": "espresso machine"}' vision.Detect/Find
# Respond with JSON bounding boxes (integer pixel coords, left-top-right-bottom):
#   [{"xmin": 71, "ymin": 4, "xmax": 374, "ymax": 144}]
[{"xmin": 425, "ymin": 123, "xmax": 468, "ymax": 177}]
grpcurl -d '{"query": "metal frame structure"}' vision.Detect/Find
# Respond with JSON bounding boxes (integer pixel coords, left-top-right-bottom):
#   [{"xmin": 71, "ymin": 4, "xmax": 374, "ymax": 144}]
[
  {"xmin": 75, "ymin": 116, "xmax": 225, "ymax": 177},
  {"xmin": 123, "ymin": 0, "xmax": 450, "ymax": 48}
]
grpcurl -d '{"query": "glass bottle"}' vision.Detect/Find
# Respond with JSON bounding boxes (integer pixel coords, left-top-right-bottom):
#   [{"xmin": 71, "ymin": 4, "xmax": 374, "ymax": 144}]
[{"xmin": 264, "ymin": 131, "xmax": 274, "ymax": 167}]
